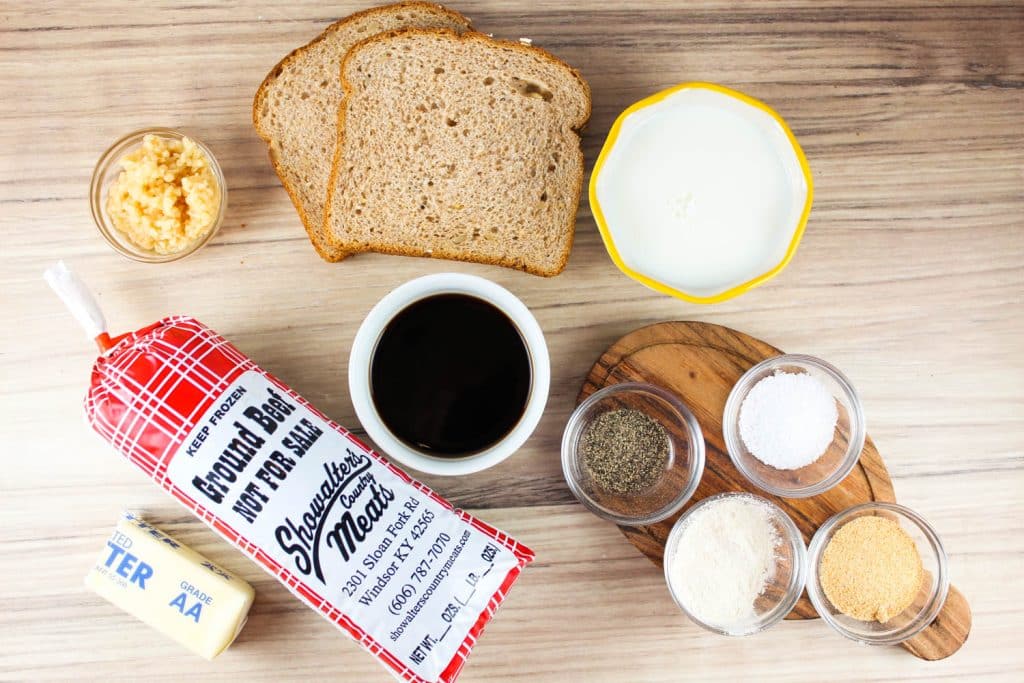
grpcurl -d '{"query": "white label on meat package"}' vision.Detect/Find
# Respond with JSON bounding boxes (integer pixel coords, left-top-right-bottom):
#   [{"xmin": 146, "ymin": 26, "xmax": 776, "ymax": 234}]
[{"xmin": 166, "ymin": 371, "xmax": 519, "ymax": 681}]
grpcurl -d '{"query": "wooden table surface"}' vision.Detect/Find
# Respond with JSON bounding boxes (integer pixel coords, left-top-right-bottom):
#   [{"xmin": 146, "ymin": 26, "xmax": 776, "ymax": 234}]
[{"xmin": 2, "ymin": 1, "xmax": 1022, "ymax": 680}]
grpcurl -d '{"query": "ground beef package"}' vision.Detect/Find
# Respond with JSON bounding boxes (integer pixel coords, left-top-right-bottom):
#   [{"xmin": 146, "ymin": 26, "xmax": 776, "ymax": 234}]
[{"xmin": 47, "ymin": 263, "xmax": 534, "ymax": 683}]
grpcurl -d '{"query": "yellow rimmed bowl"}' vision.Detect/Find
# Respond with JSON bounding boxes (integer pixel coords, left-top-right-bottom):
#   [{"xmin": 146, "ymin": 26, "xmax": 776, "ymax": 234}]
[{"xmin": 589, "ymin": 82, "xmax": 813, "ymax": 304}]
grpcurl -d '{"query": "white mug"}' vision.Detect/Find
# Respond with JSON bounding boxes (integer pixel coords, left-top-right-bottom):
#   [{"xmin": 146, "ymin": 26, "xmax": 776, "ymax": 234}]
[{"xmin": 348, "ymin": 273, "xmax": 550, "ymax": 476}]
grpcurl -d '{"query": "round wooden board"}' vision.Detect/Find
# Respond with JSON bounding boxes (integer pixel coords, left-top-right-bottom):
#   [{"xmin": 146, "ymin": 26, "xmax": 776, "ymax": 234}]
[{"xmin": 579, "ymin": 321, "xmax": 970, "ymax": 658}]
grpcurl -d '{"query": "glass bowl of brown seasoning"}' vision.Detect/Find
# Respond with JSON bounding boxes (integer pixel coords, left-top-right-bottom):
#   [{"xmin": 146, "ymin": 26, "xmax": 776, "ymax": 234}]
[
  {"xmin": 806, "ymin": 502, "xmax": 949, "ymax": 646},
  {"xmin": 561, "ymin": 382, "xmax": 705, "ymax": 526}
]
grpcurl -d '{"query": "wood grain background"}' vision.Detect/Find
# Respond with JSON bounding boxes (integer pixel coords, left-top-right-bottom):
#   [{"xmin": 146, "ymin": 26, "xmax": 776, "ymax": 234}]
[{"xmin": 1, "ymin": 1, "xmax": 1022, "ymax": 680}]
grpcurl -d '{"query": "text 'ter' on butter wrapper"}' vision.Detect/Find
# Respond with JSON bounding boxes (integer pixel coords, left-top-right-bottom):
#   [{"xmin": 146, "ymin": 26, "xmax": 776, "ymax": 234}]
[{"xmin": 85, "ymin": 512, "xmax": 255, "ymax": 660}]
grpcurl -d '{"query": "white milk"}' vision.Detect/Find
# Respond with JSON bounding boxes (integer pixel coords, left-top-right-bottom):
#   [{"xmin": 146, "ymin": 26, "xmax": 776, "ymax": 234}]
[{"xmin": 595, "ymin": 87, "xmax": 809, "ymax": 299}]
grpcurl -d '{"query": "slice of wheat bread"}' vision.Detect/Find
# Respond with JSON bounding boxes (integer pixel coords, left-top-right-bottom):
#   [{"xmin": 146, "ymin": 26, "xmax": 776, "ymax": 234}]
[
  {"xmin": 252, "ymin": 3, "xmax": 472, "ymax": 262},
  {"xmin": 324, "ymin": 29, "xmax": 591, "ymax": 276}
]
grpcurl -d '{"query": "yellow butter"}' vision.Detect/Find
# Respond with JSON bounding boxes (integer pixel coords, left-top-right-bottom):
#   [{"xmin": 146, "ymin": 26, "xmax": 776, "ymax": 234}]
[{"xmin": 85, "ymin": 513, "xmax": 254, "ymax": 659}]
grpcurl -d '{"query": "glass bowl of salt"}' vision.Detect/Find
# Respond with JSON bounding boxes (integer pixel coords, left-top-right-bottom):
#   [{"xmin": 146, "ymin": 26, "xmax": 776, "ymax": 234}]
[{"xmin": 723, "ymin": 354, "xmax": 865, "ymax": 498}]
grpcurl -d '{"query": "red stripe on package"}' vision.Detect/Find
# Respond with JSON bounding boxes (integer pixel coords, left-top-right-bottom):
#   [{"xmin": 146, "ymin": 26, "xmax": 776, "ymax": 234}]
[{"xmin": 84, "ymin": 315, "xmax": 533, "ymax": 683}]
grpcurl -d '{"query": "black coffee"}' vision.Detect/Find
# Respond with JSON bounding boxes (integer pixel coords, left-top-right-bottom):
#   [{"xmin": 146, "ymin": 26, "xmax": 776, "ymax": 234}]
[{"xmin": 370, "ymin": 293, "xmax": 531, "ymax": 457}]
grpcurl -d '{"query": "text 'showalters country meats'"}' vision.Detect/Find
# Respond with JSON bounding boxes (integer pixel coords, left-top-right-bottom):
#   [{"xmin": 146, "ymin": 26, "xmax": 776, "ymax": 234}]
[{"xmin": 45, "ymin": 262, "xmax": 533, "ymax": 683}]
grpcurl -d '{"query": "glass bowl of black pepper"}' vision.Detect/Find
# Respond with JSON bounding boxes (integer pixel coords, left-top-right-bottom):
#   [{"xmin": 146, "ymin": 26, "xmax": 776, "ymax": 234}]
[{"xmin": 561, "ymin": 382, "xmax": 705, "ymax": 526}]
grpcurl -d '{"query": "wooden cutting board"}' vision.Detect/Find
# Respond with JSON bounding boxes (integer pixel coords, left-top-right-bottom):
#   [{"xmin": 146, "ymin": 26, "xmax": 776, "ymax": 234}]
[{"xmin": 578, "ymin": 321, "xmax": 970, "ymax": 660}]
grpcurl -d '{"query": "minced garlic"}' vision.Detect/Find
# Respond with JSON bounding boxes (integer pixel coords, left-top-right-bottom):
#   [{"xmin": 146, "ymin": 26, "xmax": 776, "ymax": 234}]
[{"xmin": 106, "ymin": 134, "xmax": 221, "ymax": 254}]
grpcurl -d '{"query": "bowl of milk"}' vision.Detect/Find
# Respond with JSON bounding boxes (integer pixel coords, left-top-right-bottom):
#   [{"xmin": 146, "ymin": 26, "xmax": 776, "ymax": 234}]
[{"xmin": 589, "ymin": 82, "xmax": 813, "ymax": 304}]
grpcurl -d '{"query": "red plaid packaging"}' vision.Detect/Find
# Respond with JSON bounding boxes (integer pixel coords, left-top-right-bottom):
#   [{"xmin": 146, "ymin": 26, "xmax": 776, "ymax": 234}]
[{"xmin": 79, "ymin": 312, "xmax": 533, "ymax": 682}]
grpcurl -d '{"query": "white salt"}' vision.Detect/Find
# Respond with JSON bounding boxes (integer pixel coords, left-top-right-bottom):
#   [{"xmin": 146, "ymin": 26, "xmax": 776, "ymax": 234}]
[
  {"xmin": 668, "ymin": 495, "xmax": 780, "ymax": 630},
  {"xmin": 739, "ymin": 371, "xmax": 838, "ymax": 470}
]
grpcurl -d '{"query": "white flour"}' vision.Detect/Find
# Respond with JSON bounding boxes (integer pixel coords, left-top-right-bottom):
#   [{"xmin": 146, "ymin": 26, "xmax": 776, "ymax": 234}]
[{"xmin": 668, "ymin": 496, "xmax": 780, "ymax": 631}]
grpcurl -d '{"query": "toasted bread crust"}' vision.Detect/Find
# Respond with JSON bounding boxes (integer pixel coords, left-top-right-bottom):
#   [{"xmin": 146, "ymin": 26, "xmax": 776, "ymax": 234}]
[
  {"xmin": 252, "ymin": 3, "xmax": 473, "ymax": 262},
  {"xmin": 323, "ymin": 27, "xmax": 592, "ymax": 276}
]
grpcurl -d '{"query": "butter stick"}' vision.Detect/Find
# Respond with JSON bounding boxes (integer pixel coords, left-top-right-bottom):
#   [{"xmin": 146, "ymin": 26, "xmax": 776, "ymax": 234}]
[{"xmin": 85, "ymin": 512, "xmax": 254, "ymax": 660}]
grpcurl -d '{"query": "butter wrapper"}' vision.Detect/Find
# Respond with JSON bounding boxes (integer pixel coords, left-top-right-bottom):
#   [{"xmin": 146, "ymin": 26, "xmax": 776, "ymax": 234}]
[{"xmin": 85, "ymin": 512, "xmax": 254, "ymax": 659}]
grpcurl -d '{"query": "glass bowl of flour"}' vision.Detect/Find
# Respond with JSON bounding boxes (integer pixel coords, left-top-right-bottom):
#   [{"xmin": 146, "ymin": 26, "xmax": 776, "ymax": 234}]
[
  {"xmin": 723, "ymin": 354, "xmax": 865, "ymax": 498},
  {"xmin": 664, "ymin": 493, "xmax": 807, "ymax": 636}
]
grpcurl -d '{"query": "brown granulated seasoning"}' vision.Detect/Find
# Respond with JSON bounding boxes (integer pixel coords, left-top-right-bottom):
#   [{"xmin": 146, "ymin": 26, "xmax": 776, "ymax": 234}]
[{"xmin": 819, "ymin": 516, "xmax": 924, "ymax": 622}]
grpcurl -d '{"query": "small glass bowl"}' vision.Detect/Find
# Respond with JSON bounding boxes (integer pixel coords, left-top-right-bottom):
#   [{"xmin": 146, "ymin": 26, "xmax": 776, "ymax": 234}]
[
  {"xmin": 664, "ymin": 492, "xmax": 807, "ymax": 636},
  {"xmin": 807, "ymin": 502, "xmax": 949, "ymax": 646},
  {"xmin": 561, "ymin": 382, "xmax": 705, "ymax": 526},
  {"xmin": 723, "ymin": 354, "xmax": 865, "ymax": 498},
  {"xmin": 90, "ymin": 128, "xmax": 227, "ymax": 263}
]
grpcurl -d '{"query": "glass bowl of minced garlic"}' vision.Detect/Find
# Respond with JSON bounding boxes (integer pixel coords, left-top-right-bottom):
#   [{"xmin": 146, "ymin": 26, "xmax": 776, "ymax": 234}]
[
  {"xmin": 91, "ymin": 128, "xmax": 226, "ymax": 262},
  {"xmin": 806, "ymin": 502, "xmax": 949, "ymax": 645}
]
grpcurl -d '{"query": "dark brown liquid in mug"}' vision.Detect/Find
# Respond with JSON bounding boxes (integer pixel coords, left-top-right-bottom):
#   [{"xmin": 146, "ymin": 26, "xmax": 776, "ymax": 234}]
[{"xmin": 370, "ymin": 293, "xmax": 531, "ymax": 457}]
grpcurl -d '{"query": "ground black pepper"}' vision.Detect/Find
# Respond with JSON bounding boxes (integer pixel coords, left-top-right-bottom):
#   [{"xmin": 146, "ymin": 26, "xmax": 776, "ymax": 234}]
[{"xmin": 580, "ymin": 408, "xmax": 670, "ymax": 495}]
